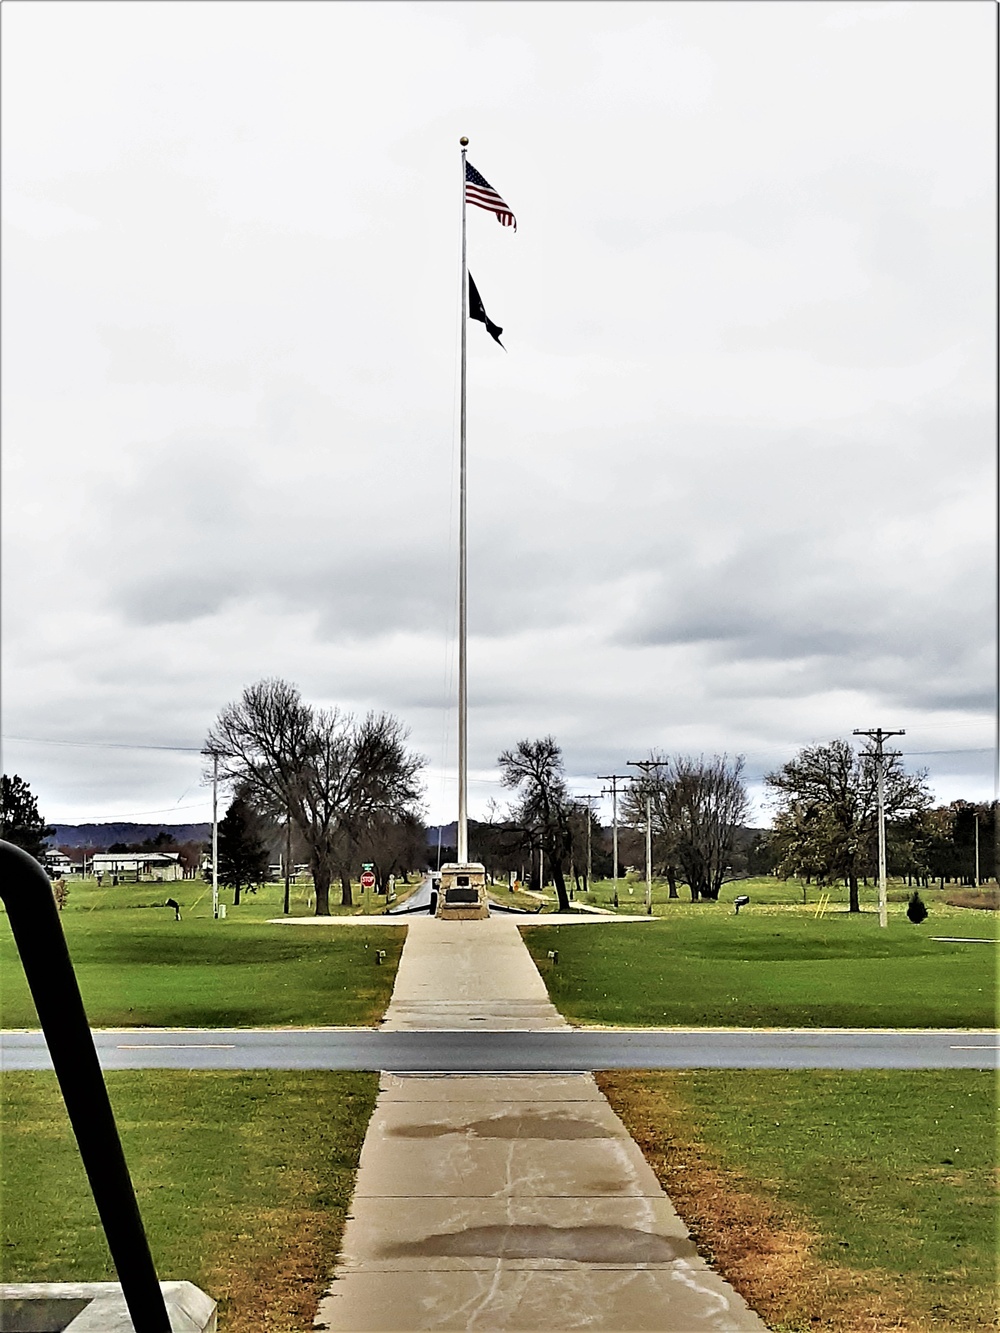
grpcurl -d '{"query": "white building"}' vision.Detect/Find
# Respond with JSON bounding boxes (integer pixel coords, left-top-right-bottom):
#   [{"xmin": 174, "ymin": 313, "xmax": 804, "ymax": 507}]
[
  {"xmin": 43, "ymin": 850, "xmax": 76, "ymax": 876},
  {"xmin": 91, "ymin": 852, "xmax": 183, "ymax": 882}
]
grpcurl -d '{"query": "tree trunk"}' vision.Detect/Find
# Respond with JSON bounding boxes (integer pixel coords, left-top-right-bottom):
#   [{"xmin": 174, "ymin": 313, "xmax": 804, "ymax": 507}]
[
  {"xmin": 549, "ymin": 855, "xmax": 571, "ymax": 912},
  {"xmin": 312, "ymin": 873, "xmax": 331, "ymax": 914},
  {"xmin": 234, "ymin": 883, "xmax": 241, "ymax": 907},
  {"xmin": 338, "ymin": 868, "xmax": 353, "ymax": 909},
  {"xmin": 666, "ymin": 866, "xmax": 678, "ymax": 899},
  {"xmin": 309, "ymin": 855, "xmax": 332, "ymax": 915},
  {"xmin": 848, "ymin": 872, "xmax": 860, "ymax": 913}
]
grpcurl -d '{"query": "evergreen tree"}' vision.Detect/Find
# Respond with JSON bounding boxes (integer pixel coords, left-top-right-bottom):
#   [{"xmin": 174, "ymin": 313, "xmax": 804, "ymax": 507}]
[
  {"xmin": 217, "ymin": 794, "xmax": 269, "ymax": 906},
  {"xmin": 1, "ymin": 774, "xmax": 55, "ymax": 862},
  {"xmin": 906, "ymin": 891, "xmax": 928, "ymax": 924}
]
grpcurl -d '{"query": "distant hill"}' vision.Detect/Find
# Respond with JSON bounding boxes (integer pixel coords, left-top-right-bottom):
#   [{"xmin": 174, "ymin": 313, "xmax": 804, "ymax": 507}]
[
  {"xmin": 47, "ymin": 822, "xmax": 211, "ymax": 849},
  {"xmin": 426, "ymin": 822, "xmax": 458, "ymax": 849}
]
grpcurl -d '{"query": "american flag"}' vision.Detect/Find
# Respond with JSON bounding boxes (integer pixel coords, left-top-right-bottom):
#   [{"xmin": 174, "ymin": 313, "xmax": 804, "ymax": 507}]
[{"xmin": 465, "ymin": 161, "xmax": 517, "ymax": 230}]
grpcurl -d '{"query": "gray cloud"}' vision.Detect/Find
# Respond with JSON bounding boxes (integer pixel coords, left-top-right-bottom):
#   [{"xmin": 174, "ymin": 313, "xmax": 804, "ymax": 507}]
[{"xmin": 3, "ymin": 1, "xmax": 993, "ymax": 826}]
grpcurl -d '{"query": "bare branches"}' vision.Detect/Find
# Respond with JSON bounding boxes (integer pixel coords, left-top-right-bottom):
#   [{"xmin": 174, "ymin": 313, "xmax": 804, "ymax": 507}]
[
  {"xmin": 498, "ymin": 737, "xmax": 573, "ymax": 911},
  {"xmin": 206, "ymin": 680, "xmax": 424, "ymax": 914},
  {"xmin": 624, "ymin": 754, "xmax": 748, "ymax": 901}
]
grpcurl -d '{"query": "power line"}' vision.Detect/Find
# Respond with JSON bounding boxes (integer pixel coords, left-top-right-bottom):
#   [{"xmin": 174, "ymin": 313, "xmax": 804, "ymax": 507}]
[
  {"xmin": 899, "ymin": 748, "xmax": 992, "ymax": 756},
  {"xmin": 3, "ymin": 736, "xmax": 203, "ymax": 753},
  {"xmin": 50, "ymin": 802, "xmax": 210, "ymax": 822}
]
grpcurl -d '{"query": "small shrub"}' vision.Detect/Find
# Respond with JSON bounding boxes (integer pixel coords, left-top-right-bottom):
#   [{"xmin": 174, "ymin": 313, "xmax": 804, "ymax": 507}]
[{"xmin": 906, "ymin": 891, "xmax": 928, "ymax": 924}]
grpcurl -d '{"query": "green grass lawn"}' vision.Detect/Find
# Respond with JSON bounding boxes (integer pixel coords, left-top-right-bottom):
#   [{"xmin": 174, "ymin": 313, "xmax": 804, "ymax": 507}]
[
  {"xmin": 0, "ymin": 1070, "xmax": 378, "ymax": 1333},
  {"xmin": 567, "ymin": 873, "xmax": 1000, "ymax": 914},
  {"xmin": 1, "ymin": 877, "xmax": 405, "ymax": 1028},
  {"xmin": 599, "ymin": 1069, "xmax": 997, "ymax": 1332},
  {"xmin": 522, "ymin": 906, "xmax": 997, "ymax": 1027}
]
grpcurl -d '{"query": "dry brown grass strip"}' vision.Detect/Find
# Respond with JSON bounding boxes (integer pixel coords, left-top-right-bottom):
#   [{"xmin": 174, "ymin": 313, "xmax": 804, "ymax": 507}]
[
  {"xmin": 943, "ymin": 888, "xmax": 999, "ymax": 911},
  {"xmin": 198, "ymin": 1202, "xmax": 348, "ymax": 1333},
  {"xmin": 596, "ymin": 1071, "xmax": 927, "ymax": 1333}
]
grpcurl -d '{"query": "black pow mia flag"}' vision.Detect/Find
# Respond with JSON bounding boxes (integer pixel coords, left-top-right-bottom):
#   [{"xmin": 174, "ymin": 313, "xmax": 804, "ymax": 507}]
[{"xmin": 468, "ymin": 272, "xmax": 505, "ymax": 348}]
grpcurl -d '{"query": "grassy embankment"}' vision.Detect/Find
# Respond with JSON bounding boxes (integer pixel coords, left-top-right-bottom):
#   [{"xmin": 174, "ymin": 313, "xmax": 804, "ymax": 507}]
[
  {"xmin": 1, "ymin": 876, "xmax": 405, "ymax": 1028},
  {"xmin": 522, "ymin": 897, "xmax": 997, "ymax": 1028},
  {"xmin": 599, "ymin": 1069, "xmax": 997, "ymax": 1333},
  {"xmin": 0, "ymin": 1070, "xmax": 378, "ymax": 1333}
]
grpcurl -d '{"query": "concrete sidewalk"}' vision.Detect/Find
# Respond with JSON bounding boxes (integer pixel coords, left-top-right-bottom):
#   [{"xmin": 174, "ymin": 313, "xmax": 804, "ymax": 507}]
[
  {"xmin": 316, "ymin": 916, "xmax": 768, "ymax": 1331},
  {"xmin": 379, "ymin": 916, "xmax": 570, "ymax": 1031}
]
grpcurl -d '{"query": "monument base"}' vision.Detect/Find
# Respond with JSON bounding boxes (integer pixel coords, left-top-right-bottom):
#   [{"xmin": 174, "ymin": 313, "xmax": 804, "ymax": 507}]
[
  {"xmin": 0, "ymin": 1281, "xmax": 216, "ymax": 1332},
  {"xmin": 436, "ymin": 862, "xmax": 489, "ymax": 919}
]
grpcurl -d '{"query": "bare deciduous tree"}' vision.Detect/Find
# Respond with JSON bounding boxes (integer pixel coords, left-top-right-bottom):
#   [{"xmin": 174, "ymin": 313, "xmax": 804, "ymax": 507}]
[
  {"xmin": 207, "ymin": 679, "xmax": 424, "ymax": 915},
  {"xmin": 626, "ymin": 754, "xmax": 749, "ymax": 901},
  {"xmin": 348, "ymin": 812, "xmax": 428, "ymax": 892},
  {"xmin": 498, "ymin": 737, "xmax": 573, "ymax": 912}
]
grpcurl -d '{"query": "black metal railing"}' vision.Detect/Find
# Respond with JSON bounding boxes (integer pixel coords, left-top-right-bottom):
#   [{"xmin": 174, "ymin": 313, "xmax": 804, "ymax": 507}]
[{"xmin": 0, "ymin": 840, "xmax": 171, "ymax": 1332}]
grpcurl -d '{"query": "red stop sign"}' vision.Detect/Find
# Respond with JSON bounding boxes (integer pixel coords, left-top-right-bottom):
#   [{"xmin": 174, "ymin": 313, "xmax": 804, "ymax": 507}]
[{"xmin": 360, "ymin": 871, "xmax": 376, "ymax": 890}]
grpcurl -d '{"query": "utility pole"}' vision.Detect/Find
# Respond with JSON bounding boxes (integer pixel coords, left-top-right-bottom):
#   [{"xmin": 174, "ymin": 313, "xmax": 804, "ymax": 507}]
[
  {"xmin": 853, "ymin": 728, "xmax": 905, "ymax": 928},
  {"xmin": 283, "ymin": 807, "xmax": 292, "ymax": 916},
  {"xmin": 597, "ymin": 775, "xmax": 630, "ymax": 898},
  {"xmin": 574, "ymin": 795, "xmax": 600, "ymax": 893},
  {"xmin": 628, "ymin": 760, "xmax": 661, "ymax": 915},
  {"xmin": 210, "ymin": 751, "xmax": 220, "ymax": 921},
  {"xmin": 974, "ymin": 814, "xmax": 980, "ymax": 887},
  {"xmin": 202, "ymin": 746, "xmax": 231, "ymax": 922}
]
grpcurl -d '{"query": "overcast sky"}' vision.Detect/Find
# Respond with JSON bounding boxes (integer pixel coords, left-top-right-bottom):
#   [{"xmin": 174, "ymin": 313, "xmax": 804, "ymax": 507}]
[{"xmin": 2, "ymin": 0, "xmax": 994, "ymax": 831}]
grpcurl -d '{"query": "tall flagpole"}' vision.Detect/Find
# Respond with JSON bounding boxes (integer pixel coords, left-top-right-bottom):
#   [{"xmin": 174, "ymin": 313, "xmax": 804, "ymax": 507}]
[{"xmin": 458, "ymin": 135, "xmax": 469, "ymax": 864}]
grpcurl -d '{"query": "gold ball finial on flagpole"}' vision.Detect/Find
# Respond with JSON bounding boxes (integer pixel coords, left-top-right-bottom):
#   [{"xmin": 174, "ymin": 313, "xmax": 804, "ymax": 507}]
[{"xmin": 459, "ymin": 136, "xmax": 469, "ymax": 146}]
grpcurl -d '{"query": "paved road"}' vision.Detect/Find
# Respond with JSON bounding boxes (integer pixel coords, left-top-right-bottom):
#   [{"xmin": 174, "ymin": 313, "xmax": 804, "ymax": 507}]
[{"xmin": 2, "ymin": 1028, "xmax": 995, "ymax": 1071}]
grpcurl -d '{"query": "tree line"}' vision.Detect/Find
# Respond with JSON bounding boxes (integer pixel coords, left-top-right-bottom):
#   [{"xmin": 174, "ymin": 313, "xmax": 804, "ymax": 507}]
[
  {"xmin": 467, "ymin": 742, "xmax": 752, "ymax": 909},
  {"xmin": 3, "ymin": 689, "xmax": 994, "ymax": 918},
  {"xmin": 445, "ymin": 737, "xmax": 994, "ymax": 915}
]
